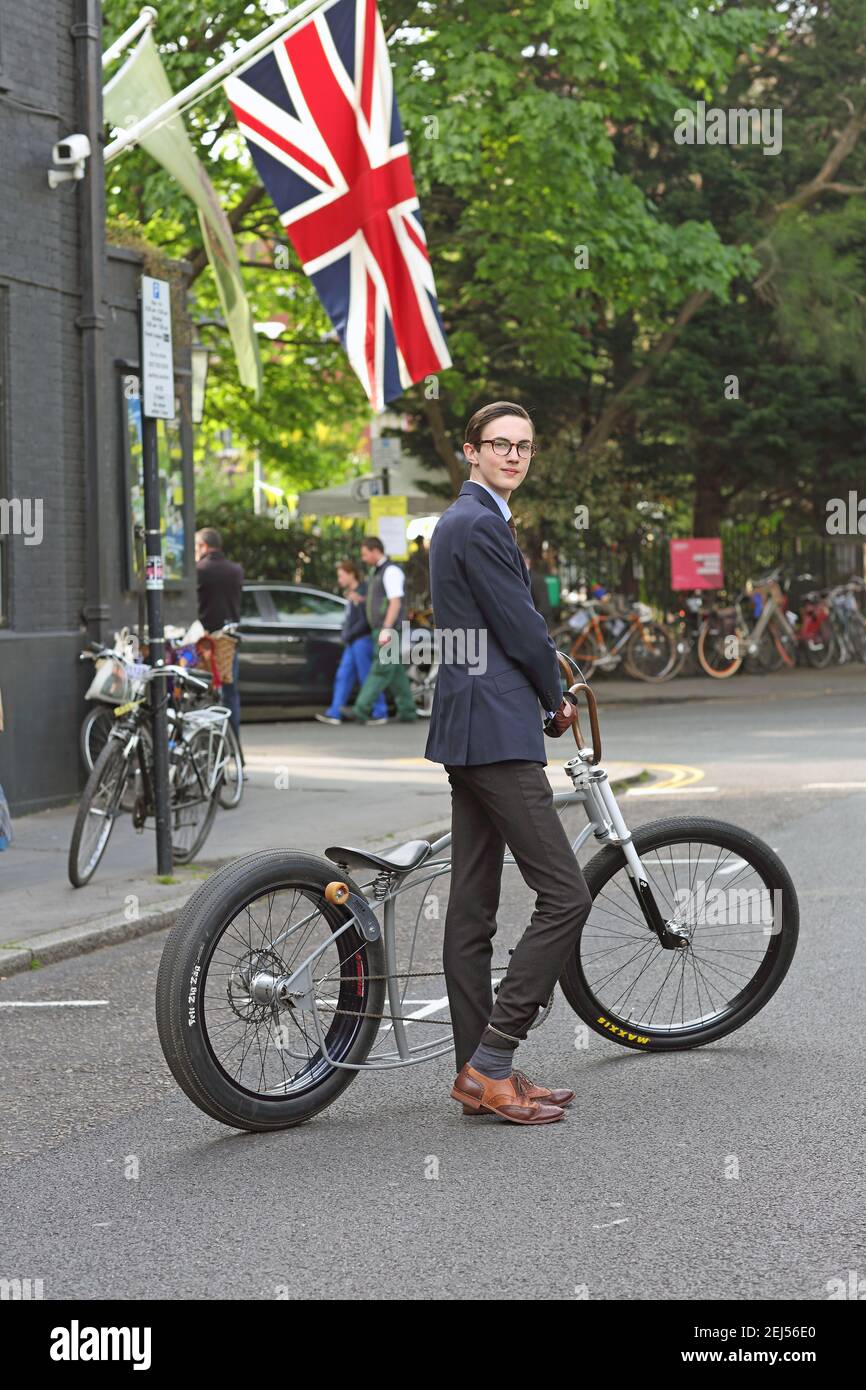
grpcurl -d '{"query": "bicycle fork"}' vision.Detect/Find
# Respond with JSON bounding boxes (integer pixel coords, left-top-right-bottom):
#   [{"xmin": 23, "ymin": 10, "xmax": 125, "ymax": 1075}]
[{"xmin": 567, "ymin": 759, "xmax": 689, "ymax": 951}]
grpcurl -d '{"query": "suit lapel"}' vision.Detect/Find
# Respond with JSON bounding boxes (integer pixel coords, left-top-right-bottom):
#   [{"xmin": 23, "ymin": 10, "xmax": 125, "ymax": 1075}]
[{"xmin": 458, "ymin": 481, "xmax": 530, "ymax": 588}]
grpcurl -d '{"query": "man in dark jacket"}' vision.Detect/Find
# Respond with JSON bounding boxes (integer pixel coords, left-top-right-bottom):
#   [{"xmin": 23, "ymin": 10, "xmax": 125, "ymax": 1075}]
[
  {"xmin": 343, "ymin": 537, "xmax": 417, "ymax": 725},
  {"xmin": 195, "ymin": 528, "xmax": 243, "ymax": 737},
  {"xmin": 425, "ymin": 401, "xmax": 593, "ymax": 1126}
]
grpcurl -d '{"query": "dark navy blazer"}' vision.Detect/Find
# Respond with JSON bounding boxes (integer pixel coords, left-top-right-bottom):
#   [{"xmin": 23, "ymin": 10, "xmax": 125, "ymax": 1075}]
[{"xmin": 424, "ymin": 480, "xmax": 563, "ymax": 766}]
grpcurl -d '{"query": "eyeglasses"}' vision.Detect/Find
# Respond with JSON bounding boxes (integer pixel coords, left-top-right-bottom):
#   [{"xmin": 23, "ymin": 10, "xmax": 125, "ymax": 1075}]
[{"xmin": 477, "ymin": 437, "xmax": 536, "ymax": 460}]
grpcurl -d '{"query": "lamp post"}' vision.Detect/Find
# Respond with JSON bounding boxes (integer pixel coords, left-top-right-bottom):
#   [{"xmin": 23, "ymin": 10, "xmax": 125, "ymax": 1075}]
[{"xmin": 190, "ymin": 341, "xmax": 210, "ymax": 425}]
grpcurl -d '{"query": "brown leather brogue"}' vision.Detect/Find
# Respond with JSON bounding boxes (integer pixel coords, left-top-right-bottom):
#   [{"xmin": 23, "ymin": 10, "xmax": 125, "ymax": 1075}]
[
  {"xmin": 458, "ymin": 1067, "xmax": 575, "ymax": 1114},
  {"xmin": 451, "ymin": 1064, "xmax": 565, "ymax": 1125}
]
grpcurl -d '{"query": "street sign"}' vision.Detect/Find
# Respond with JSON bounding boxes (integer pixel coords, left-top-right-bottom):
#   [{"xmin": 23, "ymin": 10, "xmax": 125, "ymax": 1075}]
[
  {"xmin": 670, "ymin": 538, "xmax": 724, "ymax": 590},
  {"xmin": 141, "ymin": 275, "xmax": 175, "ymax": 419}
]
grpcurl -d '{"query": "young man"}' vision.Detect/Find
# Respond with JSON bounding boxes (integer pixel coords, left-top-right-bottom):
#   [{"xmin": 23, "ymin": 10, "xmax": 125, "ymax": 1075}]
[
  {"xmin": 425, "ymin": 401, "xmax": 593, "ymax": 1126},
  {"xmin": 344, "ymin": 537, "xmax": 417, "ymax": 726},
  {"xmin": 195, "ymin": 527, "xmax": 243, "ymax": 740},
  {"xmin": 315, "ymin": 560, "xmax": 388, "ymax": 725}
]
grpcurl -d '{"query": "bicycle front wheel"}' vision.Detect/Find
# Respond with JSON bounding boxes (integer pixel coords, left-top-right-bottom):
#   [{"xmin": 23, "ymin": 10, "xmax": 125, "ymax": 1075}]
[
  {"xmin": 697, "ymin": 618, "xmax": 742, "ymax": 678},
  {"xmin": 559, "ymin": 817, "xmax": 798, "ymax": 1051},
  {"xmin": 68, "ymin": 737, "xmax": 130, "ymax": 886},
  {"xmin": 623, "ymin": 622, "xmax": 676, "ymax": 682},
  {"xmin": 80, "ymin": 705, "xmax": 115, "ymax": 772},
  {"xmin": 155, "ymin": 851, "xmax": 385, "ymax": 1130}
]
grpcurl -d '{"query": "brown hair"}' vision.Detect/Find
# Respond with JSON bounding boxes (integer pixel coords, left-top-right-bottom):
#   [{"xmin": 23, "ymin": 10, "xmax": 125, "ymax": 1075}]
[
  {"xmin": 196, "ymin": 527, "xmax": 222, "ymax": 550},
  {"xmin": 464, "ymin": 401, "xmax": 534, "ymax": 451},
  {"xmin": 336, "ymin": 558, "xmax": 362, "ymax": 581},
  {"xmin": 360, "ymin": 536, "xmax": 384, "ymax": 553}
]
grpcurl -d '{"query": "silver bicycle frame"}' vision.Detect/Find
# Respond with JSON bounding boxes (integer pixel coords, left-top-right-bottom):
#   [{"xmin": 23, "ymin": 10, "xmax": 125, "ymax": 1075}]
[{"xmin": 262, "ymin": 747, "xmax": 654, "ymax": 1074}]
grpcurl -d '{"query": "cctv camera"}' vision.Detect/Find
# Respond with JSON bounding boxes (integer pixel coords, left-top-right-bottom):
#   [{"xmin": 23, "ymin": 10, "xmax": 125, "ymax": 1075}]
[
  {"xmin": 53, "ymin": 134, "xmax": 91, "ymax": 164},
  {"xmin": 48, "ymin": 133, "xmax": 91, "ymax": 188}
]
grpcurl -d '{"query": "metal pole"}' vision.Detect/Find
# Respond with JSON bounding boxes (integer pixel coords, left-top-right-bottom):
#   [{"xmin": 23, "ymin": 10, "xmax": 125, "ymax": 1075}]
[
  {"xmin": 138, "ymin": 295, "xmax": 173, "ymax": 875},
  {"xmin": 102, "ymin": 5, "xmax": 158, "ymax": 69},
  {"xmin": 103, "ymin": 0, "xmax": 327, "ymax": 163}
]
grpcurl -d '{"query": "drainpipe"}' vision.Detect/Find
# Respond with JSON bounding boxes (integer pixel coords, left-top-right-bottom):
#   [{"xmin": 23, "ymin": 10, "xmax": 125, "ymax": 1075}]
[{"xmin": 72, "ymin": 0, "xmax": 110, "ymax": 642}]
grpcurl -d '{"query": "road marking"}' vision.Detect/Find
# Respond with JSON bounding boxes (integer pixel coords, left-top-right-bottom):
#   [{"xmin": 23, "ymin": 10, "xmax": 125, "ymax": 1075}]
[
  {"xmin": 0, "ymin": 1000, "xmax": 109, "ymax": 1008},
  {"xmin": 627, "ymin": 785, "xmax": 719, "ymax": 797},
  {"xmin": 803, "ymin": 782, "xmax": 866, "ymax": 789},
  {"xmin": 379, "ymin": 994, "xmax": 450, "ymax": 1034},
  {"xmin": 629, "ymin": 762, "xmax": 706, "ymax": 792}
]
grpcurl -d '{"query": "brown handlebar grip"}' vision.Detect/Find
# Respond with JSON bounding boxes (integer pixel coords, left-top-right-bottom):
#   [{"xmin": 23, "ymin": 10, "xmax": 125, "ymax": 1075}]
[{"xmin": 554, "ymin": 653, "xmax": 602, "ymax": 764}]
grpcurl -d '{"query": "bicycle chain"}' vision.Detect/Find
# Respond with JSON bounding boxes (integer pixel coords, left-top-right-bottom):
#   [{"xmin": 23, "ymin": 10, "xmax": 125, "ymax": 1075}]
[{"xmin": 299, "ymin": 962, "xmax": 517, "ymax": 1028}]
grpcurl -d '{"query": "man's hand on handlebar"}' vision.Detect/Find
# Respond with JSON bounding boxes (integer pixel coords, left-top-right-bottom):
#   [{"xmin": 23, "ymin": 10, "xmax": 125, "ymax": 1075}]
[{"xmin": 543, "ymin": 692, "xmax": 579, "ymax": 738}]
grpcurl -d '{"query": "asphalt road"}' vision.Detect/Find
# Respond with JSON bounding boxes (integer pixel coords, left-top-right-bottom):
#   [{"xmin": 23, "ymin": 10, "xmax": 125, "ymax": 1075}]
[{"xmin": 1, "ymin": 675, "xmax": 865, "ymax": 1300}]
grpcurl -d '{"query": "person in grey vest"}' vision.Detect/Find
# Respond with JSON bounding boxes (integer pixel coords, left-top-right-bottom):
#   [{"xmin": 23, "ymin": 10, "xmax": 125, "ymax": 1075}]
[
  {"xmin": 343, "ymin": 538, "xmax": 417, "ymax": 725},
  {"xmin": 425, "ymin": 400, "xmax": 592, "ymax": 1126}
]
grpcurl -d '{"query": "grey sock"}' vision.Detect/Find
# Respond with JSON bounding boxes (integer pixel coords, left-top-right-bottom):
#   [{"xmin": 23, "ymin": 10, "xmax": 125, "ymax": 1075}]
[{"xmin": 467, "ymin": 1041, "xmax": 513, "ymax": 1080}]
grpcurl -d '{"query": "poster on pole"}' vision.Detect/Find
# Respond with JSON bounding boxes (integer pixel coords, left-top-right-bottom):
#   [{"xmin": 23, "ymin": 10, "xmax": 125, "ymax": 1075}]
[
  {"xmin": 670, "ymin": 538, "xmax": 724, "ymax": 590},
  {"xmin": 369, "ymin": 495, "xmax": 408, "ymax": 560},
  {"xmin": 141, "ymin": 276, "xmax": 175, "ymax": 419}
]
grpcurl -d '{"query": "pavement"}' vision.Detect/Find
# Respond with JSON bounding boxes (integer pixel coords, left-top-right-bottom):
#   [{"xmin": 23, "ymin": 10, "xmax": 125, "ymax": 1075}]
[
  {"xmin": 1, "ymin": 660, "xmax": 862, "ymax": 978},
  {"xmin": 0, "ymin": 709, "xmax": 647, "ymax": 976}
]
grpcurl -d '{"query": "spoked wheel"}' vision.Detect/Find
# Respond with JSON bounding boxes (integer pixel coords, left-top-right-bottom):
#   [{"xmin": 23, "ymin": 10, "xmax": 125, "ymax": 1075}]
[
  {"xmin": 697, "ymin": 618, "xmax": 743, "ymax": 678},
  {"xmin": 550, "ymin": 624, "xmax": 607, "ymax": 680},
  {"xmin": 218, "ymin": 723, "xmax": 245, "ymax": 810},
  {"xmin": 559, "ymin": 817, "xmax": 798, "ymax": 1050},
  {"xmin": 623, "ymin": 622, "xmax": 676, "ymax": 682},
  {"xmin": 68, "ymin": 737, "xmax": 130, "ymax": 886},
  {"xmin": 80, "ymin": 705, "xmax": 116, "ymax": 772},
  {"xmin": 156, "ymin": 851, "xmax": 386, "ymax": 1130},
  {"xmin": 171, "ymin": 726, "xmax": 222, "ymax": 863}
]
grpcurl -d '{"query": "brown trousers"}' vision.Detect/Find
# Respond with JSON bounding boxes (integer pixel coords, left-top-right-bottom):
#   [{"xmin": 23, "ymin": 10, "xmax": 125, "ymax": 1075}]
[{"xmin": 443, "ymin": 759, "xmax": 593, "ymax": 1070}]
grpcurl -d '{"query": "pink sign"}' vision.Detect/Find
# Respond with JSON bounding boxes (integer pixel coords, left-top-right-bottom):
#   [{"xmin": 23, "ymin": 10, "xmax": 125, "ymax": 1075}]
[{"xmin": 670, "ymin": 538, "xmax": 723, "ymax": 591}]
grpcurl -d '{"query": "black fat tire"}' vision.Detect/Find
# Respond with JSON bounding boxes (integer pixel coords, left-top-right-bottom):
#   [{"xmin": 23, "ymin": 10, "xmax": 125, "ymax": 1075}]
[
  {"xmin": 558, "ymin": 817, "xmax": 798, "ymax": 1051},
  {"xmin": 155, "ymin": 851, "xmax": 386, "ymax": 1131}
]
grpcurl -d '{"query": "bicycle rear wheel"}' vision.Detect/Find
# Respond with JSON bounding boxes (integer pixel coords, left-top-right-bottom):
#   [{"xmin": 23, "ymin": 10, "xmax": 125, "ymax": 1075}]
[
  {"xmin": 68, "ymin": 737, "xmax": 130, "ymax": 886},
  {"xmin": 171, "ymin": 725, "xmax": 222, "ymax": 863},
  {"xmin": 218, "ymin": 722, "xmax": 244, "ymax": 810},
  {"xmin": 559, "ymin": 817, "xmax": 798, "ymax": 1050},
  {"xmin": 623, "ymin": 621, "xmax": 676, "ymax": 682},
  {"xmin": 155, "ymin": 851, "xmax": 385, "ymax": 1130}
]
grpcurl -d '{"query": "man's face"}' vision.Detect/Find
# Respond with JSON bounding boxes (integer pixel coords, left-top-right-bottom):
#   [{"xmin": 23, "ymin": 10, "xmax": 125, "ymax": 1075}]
[
  {"xmin": 195, "ymin": 537, "xmax": 208, "ymax": 562},
  {"xmin": 463, "ymin": 413, "xmax": 534, "ymax": 494},
  {"xmin": 360, "ymin": 545, "xmax": 382, "ymax": 567}
]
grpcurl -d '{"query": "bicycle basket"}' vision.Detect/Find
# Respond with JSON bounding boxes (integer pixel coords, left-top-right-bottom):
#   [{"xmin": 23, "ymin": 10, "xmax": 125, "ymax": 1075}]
[{"xmin": 85, "ymin": 656, "xmax": 130, "ymax": 705}]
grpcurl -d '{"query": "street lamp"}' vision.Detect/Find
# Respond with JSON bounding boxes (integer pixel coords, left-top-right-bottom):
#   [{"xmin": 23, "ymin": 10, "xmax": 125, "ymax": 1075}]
[{"xmin": 190, "ymin": 341, "xmax": 210, "ymax": 424}]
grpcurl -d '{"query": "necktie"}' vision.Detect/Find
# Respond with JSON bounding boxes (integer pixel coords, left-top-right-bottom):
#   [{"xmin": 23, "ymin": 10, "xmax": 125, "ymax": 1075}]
[{"xmin": 507, "ymin": 517, "xmax": 518, "ymax": 543}]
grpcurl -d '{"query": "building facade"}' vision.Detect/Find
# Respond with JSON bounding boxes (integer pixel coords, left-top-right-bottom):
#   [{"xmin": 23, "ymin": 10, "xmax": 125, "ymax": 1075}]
[{"xmin": 0, "ymin": 1, "xmax": 195, "ymax": 815}]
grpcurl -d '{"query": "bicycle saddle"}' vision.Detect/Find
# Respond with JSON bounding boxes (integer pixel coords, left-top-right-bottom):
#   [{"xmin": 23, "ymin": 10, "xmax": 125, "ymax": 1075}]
[{"xmin": 325, "ymin": 840, "xmax": 432, "ymax": 875}]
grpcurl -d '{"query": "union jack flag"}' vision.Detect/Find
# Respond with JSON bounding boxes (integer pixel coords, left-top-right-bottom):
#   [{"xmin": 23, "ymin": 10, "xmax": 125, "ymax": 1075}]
[{"xmin": 225, "ymin": 0, "xmax": 451, "ymax": 411}]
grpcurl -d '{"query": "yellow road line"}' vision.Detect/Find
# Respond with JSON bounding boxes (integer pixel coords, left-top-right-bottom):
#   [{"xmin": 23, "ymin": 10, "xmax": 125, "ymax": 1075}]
[{"xmin": 638, "ymin": 762, "xmax": 706, "ymax": 791}]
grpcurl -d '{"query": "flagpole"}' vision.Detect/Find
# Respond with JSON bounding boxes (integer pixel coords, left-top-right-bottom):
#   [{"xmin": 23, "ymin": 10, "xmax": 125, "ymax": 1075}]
[
  {"xmin": 102, "ymin": 5, "xmax": 158, "ymax": 70},
  {"xmin": 103, "ymin": 0, "xmax": 327, "ymax": 164}
]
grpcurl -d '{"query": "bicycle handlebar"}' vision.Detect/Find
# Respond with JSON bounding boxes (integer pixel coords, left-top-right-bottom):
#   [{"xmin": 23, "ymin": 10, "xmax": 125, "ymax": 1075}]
[
  {"xmin": 147, "ymin": 664, "xmax": 211, "ymax": 692},
  {"xmin": 556, "ymin": 652, "xmax": 602, "ymax": 765}
]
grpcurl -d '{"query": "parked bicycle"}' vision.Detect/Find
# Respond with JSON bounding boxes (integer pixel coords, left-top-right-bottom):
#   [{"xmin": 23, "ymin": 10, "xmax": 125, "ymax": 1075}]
[
  {"xmin": 697, "ymin": 568, "xmax": 798, "ymax": 678},
  {"xmin": 156, "ymin": 652, "xmax": 799, "ymax": 1132},
  {"xmin": 68, "ymin": 664, "xmax": 232, "ymax": 887},
  {"xmin": 551, "ymin": 595, "xmax": 677, "ymax": 682}
]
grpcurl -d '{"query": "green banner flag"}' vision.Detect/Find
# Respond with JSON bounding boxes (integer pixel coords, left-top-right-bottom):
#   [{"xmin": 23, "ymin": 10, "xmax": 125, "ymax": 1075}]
[{"xmin": 104, "ymin": 29, "xmax": 262, "ymax": 398}]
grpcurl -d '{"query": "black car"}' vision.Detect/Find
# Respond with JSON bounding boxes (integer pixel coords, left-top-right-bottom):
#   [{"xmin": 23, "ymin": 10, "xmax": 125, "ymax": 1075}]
[{"xmin": 237, "ymin": 583, "xmax": 347, "ymax": 706}]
